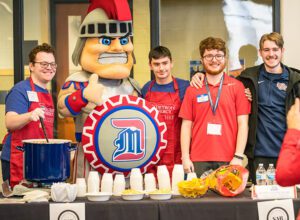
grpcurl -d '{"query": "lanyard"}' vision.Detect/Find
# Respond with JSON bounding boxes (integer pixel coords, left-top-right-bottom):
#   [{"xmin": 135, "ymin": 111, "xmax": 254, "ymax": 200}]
[{"xmin": 204, "ymin": 73, "xmax": 224, "ymax": 115}]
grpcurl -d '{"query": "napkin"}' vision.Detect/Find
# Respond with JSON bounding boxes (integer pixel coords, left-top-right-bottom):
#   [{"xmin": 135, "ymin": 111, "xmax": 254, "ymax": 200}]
[
  {"xmin": 22, "ymin": 190, "xmax": 50, "ymax": 203},
  {"xmin": 51, "ymin": 182, "xmax": 77, "ymax": 202}
]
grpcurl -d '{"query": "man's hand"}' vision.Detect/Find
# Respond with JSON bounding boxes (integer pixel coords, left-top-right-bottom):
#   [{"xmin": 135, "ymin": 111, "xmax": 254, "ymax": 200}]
[
  {"xmin": 83, "ymin": 74, "xmax": 104, "ymax": 106},
  {"xmin": 190, "ymin": 72, "xmax": 205, "ymax": 89},
  {"xmin": 287, "ymin": 98, "xmax": 300, "ymax": 130},
  {"xmin": 230, "ymin": 157, "xmax": 243, "ymax": 166},
  {"xmin": 29, "ymin": 108, "xmax": 45, "ymax": 121},
  {"xmin": 244, "ymin": 88, "xmax": 252, "ymax": 102},
  {"xmin": 182, "ymin": 157, "xmax": 194, "ymax": 173}
]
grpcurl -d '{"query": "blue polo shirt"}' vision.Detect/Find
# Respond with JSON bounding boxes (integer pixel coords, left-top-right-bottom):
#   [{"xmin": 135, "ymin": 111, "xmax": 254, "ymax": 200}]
[
  {"xmin": 254, "ymin": 65, "xmax": 288, "ymax": 157},
  {"xmin": 1, "ymin": 79, "xmax": 48, "ymax": 162}
]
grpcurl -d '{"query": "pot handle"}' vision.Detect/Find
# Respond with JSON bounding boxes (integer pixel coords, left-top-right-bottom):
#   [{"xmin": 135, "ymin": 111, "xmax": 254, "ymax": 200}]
[
  {"xmin": 68, "ymin": 143, "xmax": 77, "ymax": 152},
  {"xmin": 16, "ymin": 146, "xmax": 24, "ymax": 152}
]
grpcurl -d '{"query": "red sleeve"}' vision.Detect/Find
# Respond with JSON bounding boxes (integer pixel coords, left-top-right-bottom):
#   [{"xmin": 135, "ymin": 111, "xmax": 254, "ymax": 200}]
[
  {"xmin": 276, "ymin": 129, "xmax": 300, "ymax": 186},
  {"xmin": 234, "ymin": 80, "xmax": 251, "ymax": 115},
  {"xmin": 179, "ymin": 86, "xmax": 194, "ymax": 121}
]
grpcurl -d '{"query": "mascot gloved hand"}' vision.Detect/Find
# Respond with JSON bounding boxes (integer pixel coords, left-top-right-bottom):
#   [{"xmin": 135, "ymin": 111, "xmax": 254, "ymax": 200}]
[
  {"xmin": 83, "ymin": 74, "xmax": 104, "ymax": 106},
  {"xmin": 57, "ymin": 0, "xmax": 140, "ymax": 179}
]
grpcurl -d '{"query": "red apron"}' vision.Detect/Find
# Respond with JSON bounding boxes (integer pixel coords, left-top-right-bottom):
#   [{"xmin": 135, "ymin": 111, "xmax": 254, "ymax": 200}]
[
  {"xmin": 145, "ymin": 77, "xmax": 182, "ymax": 175},
  {"xmin": 9, "ymin": 78, "xmax": 54, "ymax": 187}
]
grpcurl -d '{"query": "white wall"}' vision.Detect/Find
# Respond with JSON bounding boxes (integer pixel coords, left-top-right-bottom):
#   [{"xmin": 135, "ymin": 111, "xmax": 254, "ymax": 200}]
[{"xmin": 281, "ymin": 0, "xmax": 300, "ymax": 70}]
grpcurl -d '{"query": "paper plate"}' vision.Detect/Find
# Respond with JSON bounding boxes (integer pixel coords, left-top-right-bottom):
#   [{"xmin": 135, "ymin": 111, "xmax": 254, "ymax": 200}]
[
  {"xmin": 86, "ymin": 192, "xmax": 112, "ymax": 202},
  {"xmin": 149, "ymin": 193, "xmax": 172, "ymax": 200},
  {"xmin": 121, "ymin": 193, "xmax": 144, "ymax": 201}
]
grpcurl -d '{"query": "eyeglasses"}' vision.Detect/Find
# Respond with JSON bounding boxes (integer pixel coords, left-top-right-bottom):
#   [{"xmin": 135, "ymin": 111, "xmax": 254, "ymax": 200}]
[
  {"xmin": 203, "ymin": 54, "xmax": 225, "ymax": 62},
  {"xmin": 34, "ymin": 61, "xmax": 57, "ymax": 69}
]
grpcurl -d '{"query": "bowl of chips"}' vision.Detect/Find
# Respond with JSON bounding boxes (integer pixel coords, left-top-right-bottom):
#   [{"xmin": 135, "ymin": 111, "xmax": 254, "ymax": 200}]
[
  {"xmin": 149, "ymin": 189, "xmax": 172, "ymax": 200},
  {"xmin": 121, "ymin": 189, "xmax": 144, "ymax": 201},
  {"xmin": 177, "ymin": 178, "xmax": 208, "ymax": 198}
]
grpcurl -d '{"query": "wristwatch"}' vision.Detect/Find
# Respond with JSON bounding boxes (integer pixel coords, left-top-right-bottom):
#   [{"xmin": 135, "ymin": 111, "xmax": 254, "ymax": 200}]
[{"xmin": 233, "ymin": 154, "xmax": 244, "ymax": 160}]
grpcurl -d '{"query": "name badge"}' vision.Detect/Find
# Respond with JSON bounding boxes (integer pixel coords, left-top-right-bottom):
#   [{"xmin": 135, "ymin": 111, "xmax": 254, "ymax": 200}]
[
  {"xmin": 197, "ymin": 94, "xmax": 208, "ymax": 103},
  {"xmin": 207, "ymin": 123, "xmax": 222, "ymax": 135},
  {"xmin": 27, "ymin": 91, "xmax": 39, "ymax": 102}
]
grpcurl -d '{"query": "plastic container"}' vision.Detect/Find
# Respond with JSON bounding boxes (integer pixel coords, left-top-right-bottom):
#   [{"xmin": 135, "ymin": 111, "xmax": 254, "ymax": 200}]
[
  {"xmin": 256, "ymin": 163, "xmax": 267, "ymax": 185},
  {"xmin": 266, "ymin": 164, "xmax": 277, "ymax": 185}
]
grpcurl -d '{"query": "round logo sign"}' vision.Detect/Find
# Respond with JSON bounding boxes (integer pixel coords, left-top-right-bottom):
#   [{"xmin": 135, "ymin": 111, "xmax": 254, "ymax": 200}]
[
  {"xmin": 82, "ymin": 95, "xmax": 167, "ymax": 176},
  {"xmin": 267, "ymin": 207, "xmax": 289, "ymax": 220},
  {"xmin": 58, "ymin": 210, "xmax": 79, "ymax": 220}
]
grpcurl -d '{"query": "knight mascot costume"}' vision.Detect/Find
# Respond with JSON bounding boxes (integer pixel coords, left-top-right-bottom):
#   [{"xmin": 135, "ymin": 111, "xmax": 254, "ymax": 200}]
[{"xmin": 57, "ymin": 0, "xmax": 140, "ymax": 179}]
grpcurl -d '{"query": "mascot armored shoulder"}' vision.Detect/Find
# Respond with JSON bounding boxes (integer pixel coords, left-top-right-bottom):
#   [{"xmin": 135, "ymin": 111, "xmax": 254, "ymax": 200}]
[{"xmin": 57, "ymin": 0, "xmax": 140, "ymax": 178}]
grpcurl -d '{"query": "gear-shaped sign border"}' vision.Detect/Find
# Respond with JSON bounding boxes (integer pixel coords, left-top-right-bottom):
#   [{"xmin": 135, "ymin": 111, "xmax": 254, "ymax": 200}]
[{"xmin": 82, "ymin": 95, "xmax": 167, "ymax": 177}]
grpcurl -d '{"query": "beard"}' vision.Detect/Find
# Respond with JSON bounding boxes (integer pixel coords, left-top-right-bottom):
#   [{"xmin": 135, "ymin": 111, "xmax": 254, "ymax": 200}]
[{"xmin": 203, "ymin": 62, "xmax": 226, "ymax": 75}]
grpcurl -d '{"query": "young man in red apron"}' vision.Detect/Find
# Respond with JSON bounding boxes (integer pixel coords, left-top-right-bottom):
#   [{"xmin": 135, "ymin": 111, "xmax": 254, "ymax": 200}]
[
  {"xmin": 1, "ymin": 43, "xmax": 56, "ymax": 188},
  {"xmin": 141, "ymin": 46, "xmax": 190, "ymax": 175}
]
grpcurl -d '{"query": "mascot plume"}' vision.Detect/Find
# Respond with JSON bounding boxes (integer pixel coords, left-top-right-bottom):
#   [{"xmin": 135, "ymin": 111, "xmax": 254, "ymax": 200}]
[{"xmin": 57, "ymin": 0, "xmax": 140, "ymax": 179}]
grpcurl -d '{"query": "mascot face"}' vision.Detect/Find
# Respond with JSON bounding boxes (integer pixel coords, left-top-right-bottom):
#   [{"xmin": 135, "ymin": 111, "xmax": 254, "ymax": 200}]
[{"xmin": 80, "ymin": 34, "xmax": 134, "ymax": 79}]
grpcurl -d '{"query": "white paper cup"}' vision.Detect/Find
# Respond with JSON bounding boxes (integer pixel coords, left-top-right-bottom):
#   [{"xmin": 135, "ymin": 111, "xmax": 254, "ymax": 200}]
[
  {"xmin": 130, "ymin": 168, "xmax": 143, "ymax": 191},
  {"xmin": 157, "ymin": 165, "xmax": 171, "ymax": 190},
  {"xmin": 113, "ymin": 174, "xmax": 126, "ymax": 196},
  {"xmin": 172, "ymin": 164, "xmax": 184, "ymax": 195},
  {"xmin": 186, "ymin": 172, "xmax": 197, "ymax": 181},
  {"xmin": 157, "ymin": 165, "xmax": 168, "ymax": 175},
  {"xmin": 87, "ymin": 171, "xmax": 100, "ymax": 193},
  {"xmin": 76, "ymin": 178, "xmax": 87, "ymax": 197},
  {"xmin": 131, "ymin": 168, "xmax": 142, "ymax": 176},
  {"xmin": 144, "ymin": 173, "xmax": 157, "ymax": 192},
  {"xmin": 101, "ymin": 173, "xmax": 113, "ymax": 193}
]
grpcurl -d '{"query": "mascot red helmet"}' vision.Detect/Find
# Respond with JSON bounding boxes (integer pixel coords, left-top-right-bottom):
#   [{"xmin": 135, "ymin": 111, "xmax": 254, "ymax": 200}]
[{"xmin": 79, "ymin": 0, "xmax": 132, "ymax": 38}]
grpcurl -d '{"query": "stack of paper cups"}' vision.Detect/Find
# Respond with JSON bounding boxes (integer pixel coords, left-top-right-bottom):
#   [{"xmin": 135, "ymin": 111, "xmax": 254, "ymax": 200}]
[
  {"xmin": 87, "ymin": 171, "xmax": 100, "ymax": 193},
  {"xmin": 101, "ymin": 173, "xmax": 113, "ymax": 193},
  {"xmin": 113, "ymin": 174, "xmax": 126, "ymax": 196},
  {"xmin": 144, "ymin": 173, "xmax": 157, "ymax": 193},
  {"xmin": 76, "ymin": 178, "xmax": 87, "ymax": 197},
  {"xmin": 157, "ymin": 165, "xmax": 171, "ymax": 190},
  {"xmin": 172, "ymin": 164, "xmax": 184, "ymax": 195},
  {"xmin": 130, "ymin": 168, "xmax": 143, "ymax": 191}
]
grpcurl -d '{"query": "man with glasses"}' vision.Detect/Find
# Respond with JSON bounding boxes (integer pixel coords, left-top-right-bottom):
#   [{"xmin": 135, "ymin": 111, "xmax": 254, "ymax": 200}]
[
  {"xmin": 179, "ymin": 37, "xmax": 251, "ymax": 176},
  {"xmin": 1, "ymin": 43, "xmax": 56, "ymax": 188}
]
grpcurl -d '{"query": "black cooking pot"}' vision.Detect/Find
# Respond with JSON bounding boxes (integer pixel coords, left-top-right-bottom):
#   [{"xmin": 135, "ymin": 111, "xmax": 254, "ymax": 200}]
[{"xmin": 17, "ymin": 139, "xmax": 76, "ymax": 184}]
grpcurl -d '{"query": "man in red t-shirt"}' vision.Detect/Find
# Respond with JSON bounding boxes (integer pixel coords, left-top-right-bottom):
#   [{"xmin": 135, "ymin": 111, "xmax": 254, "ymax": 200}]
[
  {"xmin": 179, "ymin": 37, "xmax": 251, "ymax": 176},
  {"xmin": 276, "ymin": 98, "xmax": 300, "ymax": 186}
]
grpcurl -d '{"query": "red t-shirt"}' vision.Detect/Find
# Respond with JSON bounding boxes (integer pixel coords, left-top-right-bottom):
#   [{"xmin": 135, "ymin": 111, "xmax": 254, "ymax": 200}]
[
  {"xmin": 179, "ymin": 74, "xmax": 250, "ymax": 162},
  {"xmin": 276, "ymin": 129, "xmax": 300, "ymax": 186}
]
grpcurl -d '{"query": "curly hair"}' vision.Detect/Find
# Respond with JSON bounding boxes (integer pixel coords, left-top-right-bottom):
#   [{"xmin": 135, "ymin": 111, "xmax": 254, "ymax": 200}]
[
  {"xmin": 28, "ymin": 43, "xmax": 56, "ymax": 63},
  {"xmin": 199, "ymin": 37, "xmax": 226, "ymax": 57}
]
